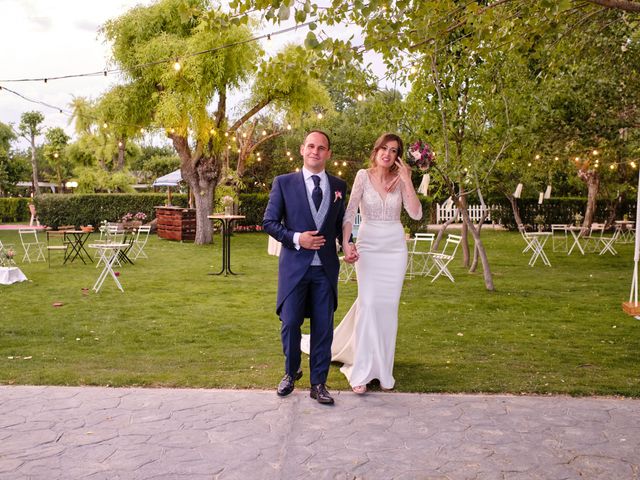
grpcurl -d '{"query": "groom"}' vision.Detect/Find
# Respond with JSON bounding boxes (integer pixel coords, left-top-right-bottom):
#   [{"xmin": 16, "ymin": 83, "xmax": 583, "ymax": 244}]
[{"xmin": 263, "ymin": 130, "xmax": 354, "ymax": 405}]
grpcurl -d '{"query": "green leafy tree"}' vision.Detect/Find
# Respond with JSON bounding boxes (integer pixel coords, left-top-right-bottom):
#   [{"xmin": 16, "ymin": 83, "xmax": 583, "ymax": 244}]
[
  {"xmin": 42, "ymin": 127, "xmax": 72, "ymax": 192},
  {"xmin": 0, "ymin": 122, "xmax": 29, "ymax": 196},
  {"xmin": 100, "ymin": 0, "xmax": 330, "ymax": 243},
  {"xmin": 18, "ymin": 111, "xmax": 44, "ymax": 196}
]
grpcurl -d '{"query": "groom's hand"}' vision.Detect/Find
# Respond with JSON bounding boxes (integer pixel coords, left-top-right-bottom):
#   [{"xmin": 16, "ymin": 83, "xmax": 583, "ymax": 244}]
[{"xmin": 300, "ymin": 230, "xmax": 325, "ymax": 250}]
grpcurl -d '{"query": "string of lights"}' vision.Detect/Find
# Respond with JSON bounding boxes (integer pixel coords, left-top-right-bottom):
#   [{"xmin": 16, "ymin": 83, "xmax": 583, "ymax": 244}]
[{"xmin": 0, "ymin": 20, "xmax": 317, "ymax": 84}]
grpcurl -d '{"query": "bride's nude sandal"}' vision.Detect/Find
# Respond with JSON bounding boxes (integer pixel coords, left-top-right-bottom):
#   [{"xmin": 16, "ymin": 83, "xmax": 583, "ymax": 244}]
[{"xmin": 352, "ymin": 385, "xmax": 367, "ymax": 394}]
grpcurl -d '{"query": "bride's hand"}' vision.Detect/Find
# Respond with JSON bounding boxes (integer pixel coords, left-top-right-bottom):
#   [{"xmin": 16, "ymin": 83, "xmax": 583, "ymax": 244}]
[
  {"xmin": 395, "ymin": 158, "xmax": 412, "ymax": 185},
  {"xmin": 343, "ymin": 242, "xmax": 359, "ymax": 263}
]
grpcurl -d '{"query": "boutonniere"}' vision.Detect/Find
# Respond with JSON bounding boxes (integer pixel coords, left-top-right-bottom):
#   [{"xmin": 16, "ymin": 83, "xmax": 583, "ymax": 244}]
[{"xmin": 334, "ymin": 190, "xmax": 343, "ymax": 203}]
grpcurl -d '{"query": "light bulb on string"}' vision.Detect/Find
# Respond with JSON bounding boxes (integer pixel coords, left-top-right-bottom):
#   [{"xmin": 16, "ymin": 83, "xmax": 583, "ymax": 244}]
[
  {"xmin": 224, "ymin": 132, "xmax": 229, "ymax": 137},
  {"xmin": 592, "ymin": 150, "xmax": 599, "ymax": 156},
  {"xmin": 262, "ymin": 130, "xmax": 267, "ymax": 136},
  {"xmin": 103, "ymin": 122, "xmax": 108, "ymax": 129},
  {"xmin": 609, "ymin": 164, "xmax": 615, "ymax": 170},
  {"xmin": 140, "ymin": 128, "xmax": 145, "ymax": 134},
  {"xmin": 631, "ymin": 161, "xmax": 637, "ymax": 169},
  {"xmin": 118, "ymin": 141, "xmax": 123, "ymax": 148},
  {"xmin": 410, "ymin": 65, "xmax": 417, "ymax": 74},
  {"xmin": 317, "ymin": 113, "xmax": 323, "ymax": 120},
  {"xmin": 53, "ymin": 152, "xmax": 59, "ymax": 159},
  {"xmin": 535, "ymin": 154, "xmax": 540, "ymax": 160},
  {"xmin": 342, "ymin": 161, "xmax": 347, "ymax": 166},
  {"xmin": 554, "ymin": 156, "xmax": 559, "ymax": 161},
  {"xmin": 357, "ymin": 94, "xmax": 364, "ymax": 101},
  {"xmin": 286, "ymin": 124, "xmax": 292, "ymax": 130},
  {"xmin": 173, "ymin": 59, "xmax": 181, "ymax": 71},
  {"xmin": 338, "ymin": 170, "xmax": 342, "ymax": 176},
  {"xmin": 295, "ymin": 167, "xmax": 300, "ymax": 172},
  {"xmin": 334, "ymin": 161, "xmax": 338, "ymax": 166},
  {"xmin": 231, "ymin": 136, "xmax": 236, "ymax": 142},
  {"xmin": 242, "ymin": 132, "xmax": 247, "ymax": 138}
]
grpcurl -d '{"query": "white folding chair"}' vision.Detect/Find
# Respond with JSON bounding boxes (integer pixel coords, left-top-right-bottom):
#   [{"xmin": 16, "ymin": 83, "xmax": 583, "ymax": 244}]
[
  {"xmin": 130, "ymin": 225, "xmax": 151, "ymax": 260},
  {"xmin": 424, "ymin": 234, "xmax": 462, "ymax": 283},
  {"xmin": 598, "ymin": 228, "xmax": 620, "ymax": 256},
  {"xmin": 551, "ymin": 224, "xmax": 568, "ymax": 252},
  {"xmin": 583, "ymin": 223, "xmax": 606, "ymax": 253},
  {"xmin": 95, "ymin": 224, "xmax": 125, "ymax": 267},
  {"xmin": 524, "ymin": 232, "xmax": 552, "ymax": 266},
  {"xmin": 518, "ymin": 225, "xmax": 534, "ymax": 253},
  {"xmin": 406, "ymin": 233, "xmax": 435, "ymax": 279},
  {"xmin": 18, "ymin": 229, "xmax": 45, "ymax": 263}
]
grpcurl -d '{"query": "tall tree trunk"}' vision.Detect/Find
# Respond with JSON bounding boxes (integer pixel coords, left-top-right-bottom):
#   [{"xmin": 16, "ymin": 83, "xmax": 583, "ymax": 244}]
[
  {"xmin": 459, "ymin": 193, "xmax": 470, "ymax": 267},
  {"xmin": 507, "ymin": 194, "xmax": 523, "ymax": 227},
  {"xmin": 29, "ymin": 137, "xmax": 40, "ymax": 196},
  {"xmin": 470, "ymin": 209, "xmax": 490, "ymax": 273},
  {"xmin": 460, "ymin": 206, "xmax": 495, "ymax": 291},
  {"xmin": 172, "ymin": 135, "xmax": 221, "ymax": 244},
  {"xmin": 579, "ymin": 169, "xmax": 600, "ymax": 229}
]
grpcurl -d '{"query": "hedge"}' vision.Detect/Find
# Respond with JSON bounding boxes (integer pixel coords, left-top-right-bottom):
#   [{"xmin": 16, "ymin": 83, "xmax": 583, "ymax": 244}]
[
  {"xmin": 0, "ymin": 198, "xmax": 30, "ymax": 223},
  {"xmin": 34, "ymin": 194, "xmax": 188, "ymax": 229},
  {"xmin": 15, "ymin": 191, "xmax": 633, "ymax": 233}
]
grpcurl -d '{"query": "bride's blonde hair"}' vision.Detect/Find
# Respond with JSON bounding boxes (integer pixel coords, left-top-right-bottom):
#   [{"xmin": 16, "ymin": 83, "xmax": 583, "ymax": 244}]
[{"xmin": 369, "ymin": 133, "xmax": 404, "ymax": 173}]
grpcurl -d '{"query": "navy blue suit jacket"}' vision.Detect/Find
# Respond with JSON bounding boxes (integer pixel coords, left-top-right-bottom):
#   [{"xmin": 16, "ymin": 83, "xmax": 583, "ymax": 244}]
[{"xmin": 263, "ymin": 171, "xmax": 347, "ymax": 315}]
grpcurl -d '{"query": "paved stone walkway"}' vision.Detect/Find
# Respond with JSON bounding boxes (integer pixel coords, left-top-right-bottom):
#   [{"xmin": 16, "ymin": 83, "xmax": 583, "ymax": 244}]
[{"xmin": 0, "ymin": 386, "xmax": 638, "ymax": 479}]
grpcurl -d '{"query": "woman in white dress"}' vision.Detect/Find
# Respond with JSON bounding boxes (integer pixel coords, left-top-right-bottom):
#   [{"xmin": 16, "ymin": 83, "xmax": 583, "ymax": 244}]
[{"xmin": 336, "ymin": 133, "xmax": 422, "ymax": 393}]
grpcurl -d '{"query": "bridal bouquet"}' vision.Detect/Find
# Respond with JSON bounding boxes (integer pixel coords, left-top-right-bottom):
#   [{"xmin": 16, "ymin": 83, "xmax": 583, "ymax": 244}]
[{"xmin": 407, "ymin": 140, "xmax": 435, "ymax": 170}]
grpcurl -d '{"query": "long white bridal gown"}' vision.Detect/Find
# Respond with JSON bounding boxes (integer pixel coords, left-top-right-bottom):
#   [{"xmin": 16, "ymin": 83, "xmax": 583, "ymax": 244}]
[{"xmin": 302, "ymin": 169, "xmax": 422, "ymax": 389}]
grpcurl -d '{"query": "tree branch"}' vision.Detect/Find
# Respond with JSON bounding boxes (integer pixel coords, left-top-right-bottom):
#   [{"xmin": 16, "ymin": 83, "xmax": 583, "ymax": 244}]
[
  {"xmin": 228, "ymin": 98, "xmax": 271, "ymax": 133},
  {"xmin": 584, "ymin": 0, "xmax": 640, "ymax": 12}
]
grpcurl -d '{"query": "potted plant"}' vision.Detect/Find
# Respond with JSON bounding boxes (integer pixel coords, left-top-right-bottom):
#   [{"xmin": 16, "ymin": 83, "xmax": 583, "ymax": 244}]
[{"xmin": 574, "ymin": 212, "xmax": 584, "ymax": 227}]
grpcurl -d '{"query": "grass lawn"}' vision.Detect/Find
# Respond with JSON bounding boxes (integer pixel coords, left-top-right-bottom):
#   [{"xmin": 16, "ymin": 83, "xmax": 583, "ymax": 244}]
[{"xmin": 1, "ymin": 228, "xmax": 638, "ymax": 396}]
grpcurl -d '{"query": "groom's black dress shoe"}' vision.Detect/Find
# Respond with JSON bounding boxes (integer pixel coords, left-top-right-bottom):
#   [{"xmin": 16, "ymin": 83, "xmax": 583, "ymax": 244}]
[
  {"xmin": 277, "ymin": 370, "xmax": 303, "ymax": 396},
  {"xmin": 310, "ymin": 384, "xmax": 334, "ymax": 405}
]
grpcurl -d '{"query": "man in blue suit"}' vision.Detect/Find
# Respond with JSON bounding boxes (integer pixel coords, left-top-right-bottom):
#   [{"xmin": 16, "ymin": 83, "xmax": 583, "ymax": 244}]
[{"xmin": 263, "ymin": 130, "xmax": 355, "ymax": 405}]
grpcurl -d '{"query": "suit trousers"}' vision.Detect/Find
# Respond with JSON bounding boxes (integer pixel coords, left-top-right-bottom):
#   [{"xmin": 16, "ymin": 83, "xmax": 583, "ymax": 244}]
[{"xmin": 279, "ymin": 266, "xmax": 335, "ymax": 385}]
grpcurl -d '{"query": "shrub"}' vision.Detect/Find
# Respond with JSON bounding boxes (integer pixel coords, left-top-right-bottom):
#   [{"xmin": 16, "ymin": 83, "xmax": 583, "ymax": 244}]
[
  {"xmin": 0, "ymin": 198, "xmax": 30, "ymax": 222},
  {"xmin": 35, "ymin": 193, "xmax": 188, "ymax": 228}
]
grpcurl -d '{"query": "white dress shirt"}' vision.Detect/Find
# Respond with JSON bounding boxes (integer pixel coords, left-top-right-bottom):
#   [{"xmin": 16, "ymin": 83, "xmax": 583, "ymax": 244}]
[{"xmin": 293, "ymin": 167, "xmax": 328, "ymax": 249}]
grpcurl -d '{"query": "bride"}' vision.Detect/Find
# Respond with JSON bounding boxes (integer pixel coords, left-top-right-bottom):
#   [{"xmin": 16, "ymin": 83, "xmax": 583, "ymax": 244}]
[{"xmin": 303, "ymin": 133, "xmax": 422, "ymax": 393}]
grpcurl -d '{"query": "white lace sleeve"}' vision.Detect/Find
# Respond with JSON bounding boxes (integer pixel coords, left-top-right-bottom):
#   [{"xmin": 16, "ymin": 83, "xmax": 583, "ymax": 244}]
[
  {"xmin": 343, "ymin": 169, "xmax": 366, "ymax": 227},
  {"xmin": 401, "ymin": 180, "xmax": 423, "ymax": 220}
]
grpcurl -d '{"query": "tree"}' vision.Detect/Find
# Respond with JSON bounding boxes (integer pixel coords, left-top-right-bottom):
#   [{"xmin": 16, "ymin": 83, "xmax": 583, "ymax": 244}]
[
  {"xmin": 18, "ymin": 111, "xmax": 44, "ymax": 196},
  {"xmin": 236, "ymin": 0, "xmax": 640, "ymax": 290},
  {"xmin": 0, "ymin": 122, "xmax": 28, "ymax": 197},
  {"xmin": 101, "ymin": 0, "xmax": 330, "ymax": 243},
  {"xmin": 42, "ymin": 127, "xmax": 71, "ymax": 192}
]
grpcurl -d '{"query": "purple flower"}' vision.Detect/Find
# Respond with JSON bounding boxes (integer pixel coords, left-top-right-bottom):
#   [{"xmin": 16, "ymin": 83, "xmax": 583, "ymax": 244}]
[{"xmin": 407, "ymin": 140, "xmax": 435, "ymax": 171}]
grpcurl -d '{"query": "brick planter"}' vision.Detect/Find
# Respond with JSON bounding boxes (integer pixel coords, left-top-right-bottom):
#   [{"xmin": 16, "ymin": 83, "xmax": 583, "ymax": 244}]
[{"xmin": 155, "ymin": 206, "xmax": 196, "ymax": 241}]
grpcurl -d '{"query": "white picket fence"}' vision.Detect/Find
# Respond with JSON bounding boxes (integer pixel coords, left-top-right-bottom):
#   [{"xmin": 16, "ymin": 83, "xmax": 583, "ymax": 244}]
[{"xmin": 436, "ymin": 201, "xmax": 494, "ymax": 223}]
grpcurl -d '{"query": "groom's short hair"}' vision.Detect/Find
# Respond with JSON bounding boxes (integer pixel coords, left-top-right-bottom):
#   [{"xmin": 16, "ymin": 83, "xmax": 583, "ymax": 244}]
[{"xmin": 305, "ymin": 130, "xmax": 331, "ymax": 150}]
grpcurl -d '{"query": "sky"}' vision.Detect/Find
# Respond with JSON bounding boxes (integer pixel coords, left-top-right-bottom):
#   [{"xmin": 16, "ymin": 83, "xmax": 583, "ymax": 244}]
[{"xmin": 0, "ymin": 0, "xmax": 383, "ymax": 149}]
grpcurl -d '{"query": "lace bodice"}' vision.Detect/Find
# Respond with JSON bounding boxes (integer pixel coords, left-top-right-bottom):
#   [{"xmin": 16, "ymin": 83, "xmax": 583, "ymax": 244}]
[{"xmin": 344, "ymin": 169, "xmax": 422, "ymax": 227}]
